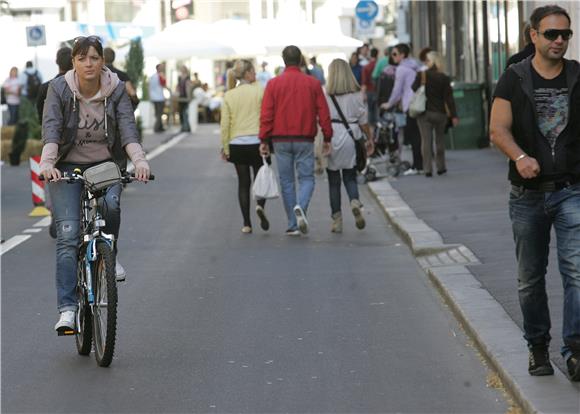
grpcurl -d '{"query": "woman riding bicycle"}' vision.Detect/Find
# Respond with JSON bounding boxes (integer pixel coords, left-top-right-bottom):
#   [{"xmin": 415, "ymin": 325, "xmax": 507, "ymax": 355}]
[{"xmin": 39, "ymin": 36, "xmax": 150, "ymax": 332}]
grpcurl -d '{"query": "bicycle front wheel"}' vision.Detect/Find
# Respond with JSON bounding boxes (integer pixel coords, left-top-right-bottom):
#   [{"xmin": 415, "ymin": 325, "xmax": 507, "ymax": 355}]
[
  {"xmin": 75, "ymin": 257, "xmax": 92, "ymax": 355},
  {"xmin": 92, "ymin": 242, "xmax": 117, "ymax": 367}
]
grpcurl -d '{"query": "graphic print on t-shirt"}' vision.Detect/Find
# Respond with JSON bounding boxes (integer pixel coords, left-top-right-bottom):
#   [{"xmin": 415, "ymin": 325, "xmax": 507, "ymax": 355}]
[
  {"xmin": 534, "ymin": 86, "xmax": 568, "ymax": 148},
  {"xmin": 77, "ymin": 113, "xmax": 106, "ymax": 147}
]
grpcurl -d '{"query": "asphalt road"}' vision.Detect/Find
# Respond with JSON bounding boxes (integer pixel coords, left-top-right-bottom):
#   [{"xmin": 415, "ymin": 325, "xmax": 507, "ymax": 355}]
[{"xmin": 1, "ymin": 125, "xmax": 509, "ymax": 413}]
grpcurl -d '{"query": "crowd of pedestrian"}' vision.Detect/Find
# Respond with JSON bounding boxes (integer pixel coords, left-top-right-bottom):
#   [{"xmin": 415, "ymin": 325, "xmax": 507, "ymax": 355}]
[{"xmin": 216, "ymin": 40, "xmax": 461, "ymax": 235}]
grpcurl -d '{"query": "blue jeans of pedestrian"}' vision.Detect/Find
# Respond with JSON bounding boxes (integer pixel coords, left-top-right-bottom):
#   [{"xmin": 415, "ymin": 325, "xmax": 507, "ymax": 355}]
[
  {"xmin": 49, "ymin": 163, "xmax": 122, "ymax": 312},
  {"xmin": 7, "ymin": 104, "xmax": 19, "ymax": 125},
  {"xmin": 327, "ymin": 168, "xmax": 359, "ymax": 215},
  {"xmin": 273, "ymin": 141, "xmax": 315, "ymax": 231},
  {"xmin": 509, "ymin": 184, "xmax": 580, "ymax": 358}
]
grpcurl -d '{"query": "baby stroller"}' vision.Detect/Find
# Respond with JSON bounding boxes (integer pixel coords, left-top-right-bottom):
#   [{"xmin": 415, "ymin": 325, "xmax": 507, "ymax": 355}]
[{"xmin": 365, "ymin": 110, "xmax": 411, "ymax": 181}]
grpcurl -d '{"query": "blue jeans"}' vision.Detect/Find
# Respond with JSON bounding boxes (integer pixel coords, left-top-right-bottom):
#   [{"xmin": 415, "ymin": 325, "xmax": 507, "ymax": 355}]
[
  {"xmin": 327, "ymin": 168, "xmax": 359, "ymax": 215},
  {"xmin": 7, "ymin": 104, "xmax": 19, "ymax": 125},
  {"xmin": 49, "ymin": 163, "xmax": 122, "ymax": 312},
  {"xmin": 509, "ymin": 184, "xmax": 580, "ymax": 358},
  {"xmin": 273, "ymin": 141, "xmax": 315, "ymax": 230}
]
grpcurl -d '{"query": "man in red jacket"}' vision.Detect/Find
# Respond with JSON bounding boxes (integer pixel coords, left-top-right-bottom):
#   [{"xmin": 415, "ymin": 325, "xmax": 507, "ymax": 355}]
[{"xmin": 259, "ymin": 45, "xmax": 333, "ymax": 235}]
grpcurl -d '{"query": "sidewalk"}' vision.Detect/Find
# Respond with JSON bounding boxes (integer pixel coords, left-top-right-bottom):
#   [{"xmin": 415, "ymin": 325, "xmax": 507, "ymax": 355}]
[{"xmin": 367, "ymin": 147, "xmax": 580, "ymax": 413}]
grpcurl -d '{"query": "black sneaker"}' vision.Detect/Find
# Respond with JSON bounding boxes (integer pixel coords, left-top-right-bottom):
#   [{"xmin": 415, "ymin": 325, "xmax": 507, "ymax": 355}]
[
  {"xmin": 528, "ymin": 345, "xmax": 554, "ymax": 376},
  {"xmin": 256, "ymin": 205, "xmax": 269, "ymax": 231},
  {"xmin": 566, "ymin": 352, "xmax": 580, "ymax": 382}
]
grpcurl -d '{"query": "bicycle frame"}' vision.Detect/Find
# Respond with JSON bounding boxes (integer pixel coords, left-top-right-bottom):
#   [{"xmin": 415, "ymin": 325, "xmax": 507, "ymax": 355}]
[{"xmin": 78, "ymin": 184, "xmax": 115, "ymax": 306}]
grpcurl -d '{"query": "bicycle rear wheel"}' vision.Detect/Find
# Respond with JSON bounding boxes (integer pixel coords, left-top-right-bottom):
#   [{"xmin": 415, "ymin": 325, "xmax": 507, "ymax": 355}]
[
  {"xmin": 92, "ymin": 242, "xmax": 117, "ymax": 367},
  {"xmin": 75, "ymin": 257, "xmax": 92, "ymax": 355}
]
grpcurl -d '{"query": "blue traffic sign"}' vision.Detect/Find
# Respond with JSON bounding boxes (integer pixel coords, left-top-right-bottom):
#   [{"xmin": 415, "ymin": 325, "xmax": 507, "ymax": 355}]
[{"xmin": 355, "ymin": 0, "xmax": 378, "ymax": 21}]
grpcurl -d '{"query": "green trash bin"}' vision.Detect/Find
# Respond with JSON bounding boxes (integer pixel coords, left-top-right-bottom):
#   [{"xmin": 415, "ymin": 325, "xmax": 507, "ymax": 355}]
[{"xmin": 445, "ymin": 82, "xmax": 487, "ymax": 149}]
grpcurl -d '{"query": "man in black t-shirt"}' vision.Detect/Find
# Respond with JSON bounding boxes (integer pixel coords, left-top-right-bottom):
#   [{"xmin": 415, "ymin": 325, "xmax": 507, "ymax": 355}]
[
  {"xmin": 104, "ymin": 47, "xmax": 139, "ymax": 109},
  {"xmin": 490, "ymin": 5, "xmax": 580, "ymax": 382}
]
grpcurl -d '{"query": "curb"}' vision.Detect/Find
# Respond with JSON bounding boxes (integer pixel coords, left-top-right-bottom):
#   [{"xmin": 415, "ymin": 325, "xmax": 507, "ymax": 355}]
[{"xmin": 367, "ymin": 179, "xmax": 580, "ymax": 414}]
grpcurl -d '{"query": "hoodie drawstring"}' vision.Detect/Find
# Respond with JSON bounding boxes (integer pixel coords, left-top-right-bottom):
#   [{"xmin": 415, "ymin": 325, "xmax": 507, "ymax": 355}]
[{"xmin": 104, "ymin": 96, "xmax": 108, "ymax": 139}]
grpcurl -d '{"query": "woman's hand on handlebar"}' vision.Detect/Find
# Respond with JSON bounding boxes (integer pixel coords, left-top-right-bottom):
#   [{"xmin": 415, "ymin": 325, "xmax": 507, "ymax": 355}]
[
  {"xmin": 40, "ymin": 166, "xmax": 62, "ymax": 182},
  {"xmin": 133, "ymin": 161, "xmax": 151, "ymax": 182}
]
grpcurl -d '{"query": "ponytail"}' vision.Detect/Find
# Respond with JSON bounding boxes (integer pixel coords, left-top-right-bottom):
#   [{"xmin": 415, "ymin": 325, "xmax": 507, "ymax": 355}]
[
  {"xmin": 226, "ymin": 68, "xmax": 237, "ymax": 90},
  {"xmin": 227, "ymin": 60, "xmax": 255, "ymax": 91}
]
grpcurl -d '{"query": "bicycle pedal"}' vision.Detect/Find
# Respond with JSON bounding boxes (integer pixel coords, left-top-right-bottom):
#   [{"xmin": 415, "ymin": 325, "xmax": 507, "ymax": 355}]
[{"xmin": 57, "ymin": 328, "xmax": 76, "ymax": 336}]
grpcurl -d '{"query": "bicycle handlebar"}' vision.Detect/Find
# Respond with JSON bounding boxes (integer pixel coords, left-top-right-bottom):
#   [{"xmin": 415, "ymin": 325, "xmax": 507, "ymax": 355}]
[{"xmin": 39, "ymin": 173, "xmax": 155, "ymax": 182}]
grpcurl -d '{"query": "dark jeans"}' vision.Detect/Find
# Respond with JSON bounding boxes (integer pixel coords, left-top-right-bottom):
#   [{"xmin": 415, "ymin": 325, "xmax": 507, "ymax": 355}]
[
  {"xmin": 327, "ymin": 168, "xmax": 359, "ymax": 215},
  {"xmin": 178, "ymin": 101, "xmax": 190, "ymax": 132},
  {"xmin": 49, "ymin": 163, "xmax": 122, "ymax": 312},
  {"xmin": 509, "ymin": 184, "xmax": 580, "ymax": 358},
  {"xmin": 366, "ymin": 91, "xmax": 378, "ymax": 125},
  {"xmin": 7, "ymin": 104, "xmax": 18, "ymax": 125},
  {"xmin": 153, "ymin": 101, "xmax": 165, "ymax": 132},
  {"xmin": 405, "ymin": 114, "xmax": 423, "ymax": 170}
]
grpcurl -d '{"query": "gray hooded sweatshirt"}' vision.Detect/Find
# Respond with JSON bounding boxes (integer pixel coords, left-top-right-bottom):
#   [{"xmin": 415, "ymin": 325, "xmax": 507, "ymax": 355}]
[{"xmin": 41, "ymin": 66, "xmax": 144, "ymax": 171}]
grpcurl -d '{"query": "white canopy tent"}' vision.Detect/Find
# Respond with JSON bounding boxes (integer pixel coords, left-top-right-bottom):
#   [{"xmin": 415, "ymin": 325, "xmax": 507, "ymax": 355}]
[
  {"xmin": 252, "ymin": 20, "xmax": 363, "ymax": 55},
  {"xmin": 119, "ymin": 19, "xmax": 362, "ymax": 61}
]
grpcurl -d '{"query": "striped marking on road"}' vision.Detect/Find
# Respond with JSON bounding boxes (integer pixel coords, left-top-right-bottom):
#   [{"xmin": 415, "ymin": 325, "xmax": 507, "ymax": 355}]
[
  {"xmin": 23, "ymin": 228, "xmax": 43, "ymax": 234},
  {"xmin": 1, "ymin": 235, "xmax": 32, "ymax": 256},
  {"xmin": 33, "ymin": 217, "xmax": 51, "ymax": 227}
]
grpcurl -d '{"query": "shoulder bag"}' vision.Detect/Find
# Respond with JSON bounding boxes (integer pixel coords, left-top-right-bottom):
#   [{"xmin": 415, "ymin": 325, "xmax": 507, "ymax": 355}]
[
  {"xmin": 329, "ymin": 95, "xmax": 367, "ymax": 172},
  {"xmin": 408, "ymin": 71, "xmax": 427, "ymax": 118}
]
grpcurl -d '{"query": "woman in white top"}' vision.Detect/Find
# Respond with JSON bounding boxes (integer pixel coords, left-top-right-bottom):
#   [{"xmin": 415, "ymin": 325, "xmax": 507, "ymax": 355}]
[
  {"xmin": 325, "ymin": 58, "xmax": 374, "ymax": 233},
  {"xmin": 3, "ymin": 67, "xmax": 21, "ymax": 125}
]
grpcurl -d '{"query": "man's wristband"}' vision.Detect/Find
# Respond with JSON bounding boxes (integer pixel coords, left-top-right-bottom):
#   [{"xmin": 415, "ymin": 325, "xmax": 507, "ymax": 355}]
[{"xmin": 514, "ymin": 154, "xmax": 527, "ymax": 162}]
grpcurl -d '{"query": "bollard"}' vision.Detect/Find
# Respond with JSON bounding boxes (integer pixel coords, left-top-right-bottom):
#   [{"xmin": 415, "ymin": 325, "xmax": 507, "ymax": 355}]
[{"xmin": 29, "ymin": 155, "xmax": 50, "ymax": 217}]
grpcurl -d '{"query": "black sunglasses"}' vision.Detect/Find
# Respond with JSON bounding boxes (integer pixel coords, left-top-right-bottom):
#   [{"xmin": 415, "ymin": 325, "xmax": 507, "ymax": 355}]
[
  {"xmin": 73, "ymin": 35, "xmax": 102, "ymax": 45},
  {"xmin": 537, "ymin": 29, "xmax": 573, "ymax": 41}
]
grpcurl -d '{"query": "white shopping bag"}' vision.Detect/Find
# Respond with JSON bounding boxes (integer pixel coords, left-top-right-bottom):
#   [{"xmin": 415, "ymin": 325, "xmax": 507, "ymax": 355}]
[{"xmin": 252, "ymin": 157, "xmax": 279, "ymax": 200}]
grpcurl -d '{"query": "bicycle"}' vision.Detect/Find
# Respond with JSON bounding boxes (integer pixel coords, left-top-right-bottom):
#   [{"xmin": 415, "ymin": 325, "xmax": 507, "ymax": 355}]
[{"xmin": 43, "ymin": 161, "xmax": 154, "ymax": 367}]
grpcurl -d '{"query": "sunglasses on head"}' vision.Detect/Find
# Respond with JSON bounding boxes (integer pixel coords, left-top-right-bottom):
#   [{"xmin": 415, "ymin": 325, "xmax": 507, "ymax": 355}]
[
  {"xmin": 537, "ymin": 29, "xmax": 573, "ymax": 41},
  {"xmin": 73, "ymin": 35, "xmax": 102, "ymax": 46}
]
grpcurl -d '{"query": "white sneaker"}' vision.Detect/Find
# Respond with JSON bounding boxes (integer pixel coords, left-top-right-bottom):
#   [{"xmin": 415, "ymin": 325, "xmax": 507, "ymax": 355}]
[
  {"xmin": 402, "ymin": 168, "xmax": 418, "ymax": 176},
  {"xmin": 115, "ymin": 261, "xmax": 126, "ymax": 282},
  {"xmin": 54, "ymin": 310, "xmax": 76, "ymax": 332},
  {"xmin": 293, "ymin": 205, "xmax": 309, "ymax": 234}
]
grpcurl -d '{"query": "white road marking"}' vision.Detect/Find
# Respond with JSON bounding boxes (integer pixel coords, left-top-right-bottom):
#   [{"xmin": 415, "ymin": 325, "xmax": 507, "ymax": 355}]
[
  {"xmin": 1, "ymin": 235, "xmax": 32, "ymax": 256},
  {"xmin": 33, "ymin": 217, "xmax": 51, "ymax": 227},
  {"xmin": 127, "ymin": 132, "xmax": 187, "ymax": 173},
  {"xmin": 23, "ymin": 228, "xmax": 43, "ymax": 234}
]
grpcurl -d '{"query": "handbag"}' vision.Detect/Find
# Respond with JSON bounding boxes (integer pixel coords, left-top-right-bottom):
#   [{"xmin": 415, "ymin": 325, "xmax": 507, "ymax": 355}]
[
  {"xmin": 329, "ymin": 95, "xmax": 367, "ymax": 172},
  {"xmin": 83, "ymin": 161, "xmax": 122, "ymax": 191},
  {"xmin": 252, "ymin": 157, "xmax": 279, "ymax": 200},
  {"xmin": 408, "ymin": 71, "xmax": 427, "ymax": 118}
]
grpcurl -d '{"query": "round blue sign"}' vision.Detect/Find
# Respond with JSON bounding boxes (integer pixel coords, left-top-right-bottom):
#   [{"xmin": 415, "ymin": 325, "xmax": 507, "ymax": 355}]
[
  {"xmin": 30, "ymin": 27, "xmax": 43, "ymax": 40},
  {"xmin": 355, "ymin": 1, "xmax": 378, "ymax": 21}
]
